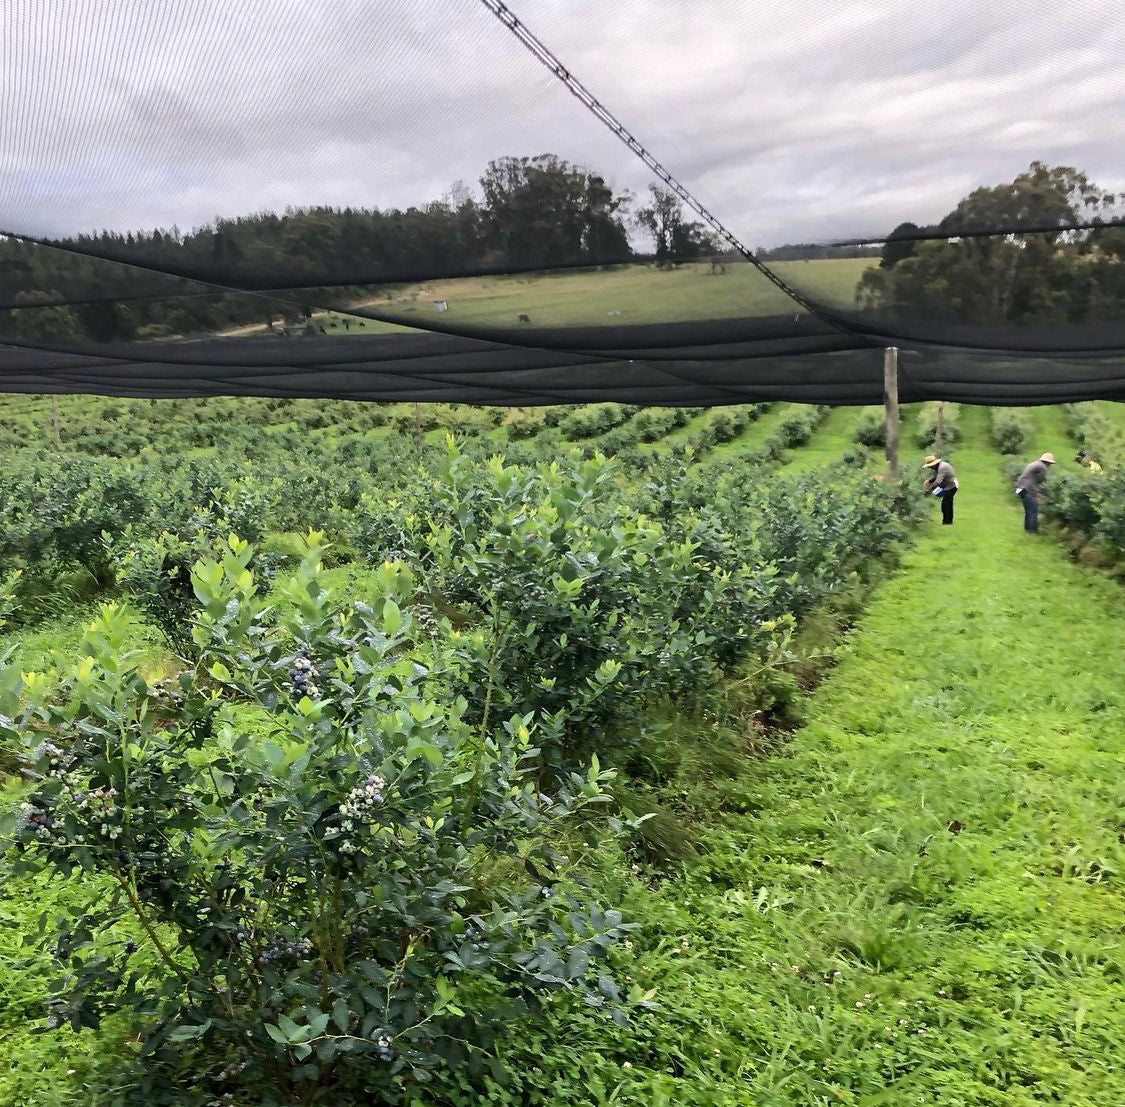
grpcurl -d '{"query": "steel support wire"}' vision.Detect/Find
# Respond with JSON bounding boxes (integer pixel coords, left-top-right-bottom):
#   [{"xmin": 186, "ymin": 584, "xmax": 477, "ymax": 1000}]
[{"xmin": 476, "ymin": 0, "xmax": 827, "ymax": 321}]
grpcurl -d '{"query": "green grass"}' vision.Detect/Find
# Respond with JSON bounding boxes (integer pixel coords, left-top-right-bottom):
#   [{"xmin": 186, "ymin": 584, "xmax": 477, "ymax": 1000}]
[
  {"xmin": 1023, "ymin": 406, "xmax": 1075, "ymax": 458},
  {"xmin": 1, "ymin": 604, "xmax": 168, "ymax": 678},
  {"xmin": 776, "ymin": 406, "xmax": 871, "ymax": 474},
  {"xmin": 290, "ymin": 259, "xmax": 874, "ymax": 336},
  {"xmin": 0, "ymin": 866, "xmax": 141, "ymax": 1106},
  {"xmin": 0, "ymin": 259, "xmax": 876, "ymax": 349},
  {"xmin": 1087, "ymin": 401, "xmax": 1125, "ymax": 435},
  {"xmin": 770, "ymin": 257, "xmax": 876, "ymax": 306},
  {"xmin": 521, "ymin": 405, "xmax": 1125, "ymax": 1104},
  {"xmin": 705, "ymin": 403, "xmax": 803, "ymax": 463}
]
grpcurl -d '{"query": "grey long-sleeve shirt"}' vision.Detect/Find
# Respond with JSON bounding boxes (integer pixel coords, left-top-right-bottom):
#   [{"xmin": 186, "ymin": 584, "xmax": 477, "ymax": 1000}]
[
  {"xmin": 1016, "ymin": 459, "xmax": 1049, "ymax": 494},
  {"xmin": 928, "ymin": 460, "xmax": 957, "ymax": 491}
]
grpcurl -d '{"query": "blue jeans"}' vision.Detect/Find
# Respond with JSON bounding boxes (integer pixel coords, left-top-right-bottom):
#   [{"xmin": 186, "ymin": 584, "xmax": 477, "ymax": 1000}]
[{"xmin": 1022, "ymin": 490, "xmax": 1039, "ymax": 532}]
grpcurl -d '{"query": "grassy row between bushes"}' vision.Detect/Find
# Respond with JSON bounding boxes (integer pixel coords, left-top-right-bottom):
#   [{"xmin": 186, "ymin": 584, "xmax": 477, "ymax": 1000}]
[{"xmin": 491, "ymin": 407, "xmax": 1125, "ymax": 1105}]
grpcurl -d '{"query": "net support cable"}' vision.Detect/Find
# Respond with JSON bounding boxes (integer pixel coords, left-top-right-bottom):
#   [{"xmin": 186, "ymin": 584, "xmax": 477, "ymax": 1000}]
[
  {"xmin": 826, "ymin": 217, "xmax": 1125, "ymax": 249},
  {"xmin": 476, "ymin": 0, "xmax": 829, "ymax": 325}
]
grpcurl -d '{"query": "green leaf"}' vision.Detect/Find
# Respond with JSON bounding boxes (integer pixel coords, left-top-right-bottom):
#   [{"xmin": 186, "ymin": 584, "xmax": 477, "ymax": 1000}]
[
  {"xmin": 277, "ymin": 1013, "xmax": 301, "ymax": 1041},
  {"xmin": 168, "ymin": 1020, "xmax": 212, "ymax": 1042},
  {"xmin": 332, "ymin": 999, "xmax": 350, "ymax": 1033},
  {"xmin": 407, "ymin": 740, "xmax": 444, "ymax": 767},
  {"xmin": 261, "ymin": 741, "xmax": 286, "ymax": 768},
  {"xmin": 265, "ymin": 1022, "xmax": 288, "ymax": 1045},
  {"xmin": 382, "ymin": 598, "xmax": 402, "ymax": 635},
  {"xmin": 567, "ymin": 947, "xmax": 589, "ymax": 979},
  {"xmin": 596, "ymin": 974, "xmax": 620, "ymax": 1002}
]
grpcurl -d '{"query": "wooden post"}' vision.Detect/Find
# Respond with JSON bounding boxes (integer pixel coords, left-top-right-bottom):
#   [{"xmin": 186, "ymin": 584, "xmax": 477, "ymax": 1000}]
[
  {"xmin": 50, "ymin": 396, "xmax": 61, "ymax": 444},
  {"xmin": 935, "ymin": 401, "xmax": 945, "ymax": 452},
  {"xmin": 883, "ymin": 346, "xmax": 900, "ymax": 478},
  {"xmin": 413, "ymin": 401, "xmax": 422, "ymax": 453}
]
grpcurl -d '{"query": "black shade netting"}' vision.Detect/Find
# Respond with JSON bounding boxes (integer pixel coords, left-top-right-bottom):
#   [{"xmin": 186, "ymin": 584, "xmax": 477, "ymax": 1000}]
[{"xmin": 1, "ymin": 0, "xmax": 1123, "ymax": 404}]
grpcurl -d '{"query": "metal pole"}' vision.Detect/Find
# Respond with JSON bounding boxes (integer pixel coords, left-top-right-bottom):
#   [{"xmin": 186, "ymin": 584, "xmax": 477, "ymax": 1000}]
[{"xmin": 883, "ymin": 347, "xmax": 900, "ymax": 479}]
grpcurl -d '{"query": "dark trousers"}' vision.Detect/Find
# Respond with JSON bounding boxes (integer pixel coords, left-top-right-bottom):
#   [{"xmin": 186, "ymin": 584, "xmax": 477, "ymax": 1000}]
[
  {"xmin": 1022, "ymin": 490, "xmax": 1039, "ymax": 532},
  {"xmin": 940, "ymin": 488, "xmax": 956, "ymax": 525}
]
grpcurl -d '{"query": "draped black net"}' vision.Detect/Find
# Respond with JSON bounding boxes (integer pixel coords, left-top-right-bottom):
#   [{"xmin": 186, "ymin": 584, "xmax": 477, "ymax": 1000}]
[{"xmin": 1, "ymin": 0, "xmax": 1122, "ymax": 404}]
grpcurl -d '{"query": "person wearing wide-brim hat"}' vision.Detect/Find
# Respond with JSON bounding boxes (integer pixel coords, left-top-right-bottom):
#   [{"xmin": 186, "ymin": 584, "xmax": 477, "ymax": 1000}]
[
  {"xmin": 922, "ymin": 454, "xmax": 959, "ymax": 525},
  {"xmin": 1075, "ymin": 449, "xmax": 1103, "ymax": 474},
  {"xmin": 1015, "ymin": 452, "xmax": 1056, "ymax": 533}
]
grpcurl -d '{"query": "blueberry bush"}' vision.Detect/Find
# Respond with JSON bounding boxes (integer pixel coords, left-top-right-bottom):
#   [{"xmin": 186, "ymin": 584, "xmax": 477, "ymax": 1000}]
[
  {"xmin": 989, "ymin": 408, "xmax": 1032, "ymax": 454},
  {"xmin": 346, "ymin": 445, "xmax": 919, "ymax": 769},
  {"xmin": 853, "ymin": 406, "xmax": 886, "ymax": 448},
  {"xmin": 1040, "ymin": 403, "xmax": 1124, "ymax": 563},
  {"xmin": 3, "ymin": 538, "xmax": 637, "ymax": 1105},
  {"xmin": 914, "ymin": 401, "xmax": 961, "ymax": 450},
  {"xmin": 559, "ymin": 403, "xmax": 638, "ymax": 441}
]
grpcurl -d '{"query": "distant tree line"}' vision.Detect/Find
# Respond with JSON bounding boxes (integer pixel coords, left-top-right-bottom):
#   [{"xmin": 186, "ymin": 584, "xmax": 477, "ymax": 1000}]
[
  {"xmin": 858, "ymin": 162, "xmax": 1124, "ymax": 324},
  {"xmin": 0, "ymin": 156, "xmax": 725, "ymax": 346},
  {"xmin": 2, "ymin": 158, "xmax": 1119, "ymax": 346}
]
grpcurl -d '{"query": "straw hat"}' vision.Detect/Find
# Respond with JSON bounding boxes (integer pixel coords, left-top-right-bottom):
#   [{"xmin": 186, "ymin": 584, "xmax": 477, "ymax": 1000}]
[
  {"xmin": 922, "ymin": 455, "xmax": 941, "ymax": 467},
  {"xmin": 1039, "ymin": 452, "xmax": 1056, "ymax": 464}
]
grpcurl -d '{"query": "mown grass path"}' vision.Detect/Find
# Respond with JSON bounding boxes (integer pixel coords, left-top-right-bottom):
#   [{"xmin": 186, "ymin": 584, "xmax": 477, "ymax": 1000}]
[
  {"xmin": 544, "ymin": 408, "xmax": 1124, "ymax": 1106},
  {"xmin": 705, "ymin": 403, "xmax": 807, "ymax": 463}
]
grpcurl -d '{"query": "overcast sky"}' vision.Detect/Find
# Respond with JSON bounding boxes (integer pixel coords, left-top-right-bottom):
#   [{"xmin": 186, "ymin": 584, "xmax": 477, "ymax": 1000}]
[{"xmin": 1, "ymin": 0, "xmax": 1122, "ymax": 247}]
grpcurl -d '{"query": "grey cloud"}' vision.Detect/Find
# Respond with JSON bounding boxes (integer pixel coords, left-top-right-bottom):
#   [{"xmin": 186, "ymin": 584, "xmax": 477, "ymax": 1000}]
[{"xmin": 0, "ymin": 0, "xmax": 1121, "ymax": 246}]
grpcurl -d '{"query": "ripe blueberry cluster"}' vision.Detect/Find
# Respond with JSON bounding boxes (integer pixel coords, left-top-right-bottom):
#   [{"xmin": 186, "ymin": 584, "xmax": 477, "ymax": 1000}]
[
  {"xmin": 19, "ymin": 800, "xmax": 54, "ymax": 839},
  {"xmin": 289, "ymin": 653, "xmax": 320, "ymax": 699},
  {"xmin": 462, "ymin": 923, "xmax": 489, "ymax": 953},
  {"xmin": 260, "ymin": 936, "xmax": 314, "ymax": 964}
]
